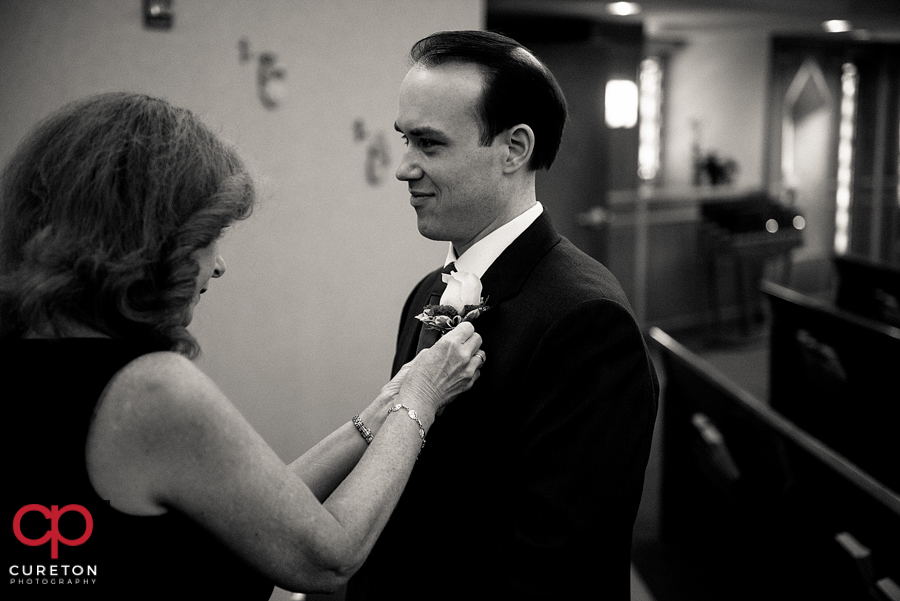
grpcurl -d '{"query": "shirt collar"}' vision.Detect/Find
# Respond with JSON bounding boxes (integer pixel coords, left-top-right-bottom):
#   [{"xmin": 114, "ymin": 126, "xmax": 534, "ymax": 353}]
[{"xmin": 444, "ymin": 202, "xmax": 544, "ymax": 278}]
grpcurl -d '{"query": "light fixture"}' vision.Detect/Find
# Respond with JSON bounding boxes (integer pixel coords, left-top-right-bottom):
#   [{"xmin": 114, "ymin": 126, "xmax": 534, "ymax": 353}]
[
  {"xmin": 834, "ymin": 63, "xmax": 858, "ymax": 254},
  {"xmin": 605, "ymin": 80, "xmax": 639, "ymax": 129},
  {"xmin": 605, "ymin": 2, "xmax": 642, "ymax": 17},
  {"xmin": 638, "ymin": 57, "xmax": 662, "ymax": 180},
  {"xmin": 823, "ymin": 20, "xmax": 852, "ymax": 33}
]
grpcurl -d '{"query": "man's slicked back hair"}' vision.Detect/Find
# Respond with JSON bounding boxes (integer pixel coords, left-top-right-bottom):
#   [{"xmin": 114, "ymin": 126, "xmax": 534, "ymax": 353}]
[{"xmin": 409, "ymin": 30, "xmax": 568, "ymax": 171}]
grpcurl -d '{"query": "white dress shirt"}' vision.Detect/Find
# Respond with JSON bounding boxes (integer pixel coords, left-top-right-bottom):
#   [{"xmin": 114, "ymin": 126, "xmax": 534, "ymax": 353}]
[{"xmin": 444, "ymin": 202, "xmax": 544, "ymax": 277}]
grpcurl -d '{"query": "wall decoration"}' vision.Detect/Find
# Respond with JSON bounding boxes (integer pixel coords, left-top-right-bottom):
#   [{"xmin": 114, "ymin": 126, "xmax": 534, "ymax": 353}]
[
  {"xmin": 238, "ymin": 37, "xmax": 287, "ymax": 110},
  {"xmin": 353, "ymin": 119, "xmax": 392, "ymax": 186}
]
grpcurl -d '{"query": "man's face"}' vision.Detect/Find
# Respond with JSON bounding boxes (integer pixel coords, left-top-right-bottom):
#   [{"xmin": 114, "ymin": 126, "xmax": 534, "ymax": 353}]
[{"xmin": 394, "ymin": 63, "xmax": 507, "ymax": 251}]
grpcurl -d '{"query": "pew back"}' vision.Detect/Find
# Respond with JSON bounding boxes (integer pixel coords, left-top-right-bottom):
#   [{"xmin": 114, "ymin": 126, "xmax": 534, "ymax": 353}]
[
  {"xmin": 650, "ymin": 327, "xmax": 900, "ymax": 600},
  {"xmin": 762, "ymin": 280, "xmax": 900, "ymax": 493},
  {"xmin": 834, "ymin": 254, "xmax": 900, "ymax": 327}
]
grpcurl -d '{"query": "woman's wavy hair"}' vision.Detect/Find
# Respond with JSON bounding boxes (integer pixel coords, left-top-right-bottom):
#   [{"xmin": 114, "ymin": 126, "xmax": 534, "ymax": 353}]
[{"xmin": 0, "ymin": 92, "xmax": 255, "ymax": 357}]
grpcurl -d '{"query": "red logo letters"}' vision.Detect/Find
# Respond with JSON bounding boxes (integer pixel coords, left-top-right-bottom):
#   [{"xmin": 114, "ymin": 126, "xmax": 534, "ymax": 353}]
[{"xmin": 13, "ymin": 504, "xmax": 94, "ymax": 558}]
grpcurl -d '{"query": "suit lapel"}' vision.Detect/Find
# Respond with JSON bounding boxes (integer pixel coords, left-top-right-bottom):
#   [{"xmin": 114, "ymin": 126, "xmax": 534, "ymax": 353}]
[
  {"xmin": 479, "ymin": 211, "xmax": 561, "ymax": 309},
  {"xmin": 393, "ymin": 269, "xmax": 442, "ymax": 374},
  {"xmin": 392, "ymin": 212, "xmax": 561, "ymax": 375}
]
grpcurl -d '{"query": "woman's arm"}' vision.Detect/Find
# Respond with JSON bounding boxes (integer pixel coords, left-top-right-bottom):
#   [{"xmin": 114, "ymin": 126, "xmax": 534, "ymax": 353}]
[
  {"xmin": 86, "ymin": 324, "xmax": 481, "ymax": 594},
  {"xmin": 288, "ymin": 362, "xmax": 412, "ymax": 501}
]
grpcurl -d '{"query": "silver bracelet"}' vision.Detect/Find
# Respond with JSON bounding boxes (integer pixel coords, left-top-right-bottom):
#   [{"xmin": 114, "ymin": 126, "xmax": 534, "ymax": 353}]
[
  {"xmin": 352, "ymin": 415, "xmax": 373, "ymax": 444},
  {"xmin": 387, "ymin": 404, "xmax": 426, "ymax": 457}
]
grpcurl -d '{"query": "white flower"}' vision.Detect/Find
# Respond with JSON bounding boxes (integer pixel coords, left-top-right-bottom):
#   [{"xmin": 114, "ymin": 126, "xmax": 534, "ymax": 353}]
[
  {"xmin": 415, "ymin": 271, "xmax": 489, "ymax": 334},
  {"xmin": 439, "ymin": 271, "xmax": 483, "ymax": 314}
]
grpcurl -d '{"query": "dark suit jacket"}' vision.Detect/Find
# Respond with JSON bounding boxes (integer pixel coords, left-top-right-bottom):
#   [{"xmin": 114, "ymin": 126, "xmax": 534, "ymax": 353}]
[{"xmin": 347, "ymin": 212, "xmax": 658, "ymax": 600}]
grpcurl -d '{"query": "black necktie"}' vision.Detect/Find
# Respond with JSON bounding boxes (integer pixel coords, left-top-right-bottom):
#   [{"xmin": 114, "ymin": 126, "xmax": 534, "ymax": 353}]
[{"xmin": 415, "ymin": 262, "xmax": 456, "ymax": 354}]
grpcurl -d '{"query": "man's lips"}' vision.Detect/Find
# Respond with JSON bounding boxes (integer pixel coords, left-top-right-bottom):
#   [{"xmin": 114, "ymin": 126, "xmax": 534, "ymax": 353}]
[{"xmin": 409, "ymin": 190, "xmax": 434, "ymax": 205}]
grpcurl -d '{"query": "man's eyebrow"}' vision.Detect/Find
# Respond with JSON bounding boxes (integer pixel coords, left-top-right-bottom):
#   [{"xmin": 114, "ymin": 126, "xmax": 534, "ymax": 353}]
[{"xmin": 394, "ymin": 123, "xmax": 445, "ymax": 138}]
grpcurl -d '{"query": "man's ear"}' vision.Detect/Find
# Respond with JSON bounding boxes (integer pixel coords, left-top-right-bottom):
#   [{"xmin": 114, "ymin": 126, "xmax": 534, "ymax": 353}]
[{"xmin": 502, "ymin": 124, "xmax": 535, "ymax": 173}]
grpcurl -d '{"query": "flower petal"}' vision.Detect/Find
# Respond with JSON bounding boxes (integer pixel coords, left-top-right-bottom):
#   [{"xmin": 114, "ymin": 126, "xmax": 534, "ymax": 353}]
[{"xmin": 440, "ymin": 271, "xmax": 483, "ymax": 313}]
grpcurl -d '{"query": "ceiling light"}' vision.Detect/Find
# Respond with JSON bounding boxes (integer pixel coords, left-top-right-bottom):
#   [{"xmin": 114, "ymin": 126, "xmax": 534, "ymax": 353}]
[
  {"xmin": 822, "ymin": 20, "xmax": 852, "ymax": 33},
  {"xmin": 606, "ymin": 2, "xmax": 642, "ymax": 17}
]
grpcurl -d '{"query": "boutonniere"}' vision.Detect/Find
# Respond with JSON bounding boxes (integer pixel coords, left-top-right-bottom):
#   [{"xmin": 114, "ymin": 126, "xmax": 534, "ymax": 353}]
[{"xmin": 415, "ymin": 271, "xmax": 490, "ymax": 334}]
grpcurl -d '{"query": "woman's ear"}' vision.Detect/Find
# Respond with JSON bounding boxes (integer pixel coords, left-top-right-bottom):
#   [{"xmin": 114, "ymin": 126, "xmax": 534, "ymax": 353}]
[{"xmin": 502, "ymin": 124, "xmax": 535, "ymax": 173}]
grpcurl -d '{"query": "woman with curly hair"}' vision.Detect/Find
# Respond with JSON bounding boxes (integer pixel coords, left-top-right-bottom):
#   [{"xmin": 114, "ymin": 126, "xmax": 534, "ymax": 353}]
[{"xmin": 1, "ymin": 92, "xmax": 484, "ymax": 600}]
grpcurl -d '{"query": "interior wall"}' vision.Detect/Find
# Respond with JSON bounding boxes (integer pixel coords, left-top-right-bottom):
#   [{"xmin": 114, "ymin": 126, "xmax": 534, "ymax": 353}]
[
  {"xmin": 485, "ymin": 15, "xmax": 643, "ymax": 290},
  {"xmin": 662, "ymin": 30, "xmax": 770, "ymax": 190},
  {"xmin": 527, "ymin": 41, "xmax": 615, "ymax": 262},
  {"xmin": 528, "ymin": 29, "xmax": 643, "ymax": 267},
  {"xmin": 0, "ymin": 0, "xmax": 484, "ymax": 475}
]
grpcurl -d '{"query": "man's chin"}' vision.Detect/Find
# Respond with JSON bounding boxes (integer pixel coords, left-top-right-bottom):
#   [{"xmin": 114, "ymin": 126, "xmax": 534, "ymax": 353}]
[{"xmin": 415, "ymin": 220, "xmax": 443, "ymax": 241}]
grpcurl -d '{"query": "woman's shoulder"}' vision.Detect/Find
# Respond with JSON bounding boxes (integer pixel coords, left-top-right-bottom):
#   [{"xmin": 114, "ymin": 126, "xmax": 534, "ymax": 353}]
[
  {"xmin": 115, "ymin": 349, "xmax": 196, "ymax": 377},
  {"xmin": 109, "ymin": 350, "xmax": 217, "ymax": 404},
  {"xmin": 99, "ymin": 350, "xmax": 235, "ymax": 444},
  {"xmin": 88, "ymin": 351, "xmax": 233, "ymax": 514}
]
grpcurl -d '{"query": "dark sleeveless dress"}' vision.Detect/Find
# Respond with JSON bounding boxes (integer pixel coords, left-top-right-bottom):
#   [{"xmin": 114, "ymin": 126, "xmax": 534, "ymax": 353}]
[{"xmin": 3, "ymin": 339, "xmax": 275, "ymax": 600}]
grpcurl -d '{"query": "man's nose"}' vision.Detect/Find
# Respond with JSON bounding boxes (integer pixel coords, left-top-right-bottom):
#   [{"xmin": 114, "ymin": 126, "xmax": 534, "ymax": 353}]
[{"xmin": 395, "ymin": 151, "xmax": 421, "ymax": 181}]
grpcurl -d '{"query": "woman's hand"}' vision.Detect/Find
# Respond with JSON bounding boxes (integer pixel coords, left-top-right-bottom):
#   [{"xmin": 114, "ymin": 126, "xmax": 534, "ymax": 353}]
[
  {"xmin": 360, "ymin": 361, "xmax": 415, "ymax": 425},
  {"xmin": 378, "ymin": 360, "xmax": 414, "ymax": 403},
  {"xmin": 397, "ymin": 322, "xmax": 484, "ymax": 419}
]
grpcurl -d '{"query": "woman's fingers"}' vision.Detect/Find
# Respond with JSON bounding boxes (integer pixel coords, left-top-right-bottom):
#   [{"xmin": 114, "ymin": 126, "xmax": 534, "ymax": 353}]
[
  {"xmin": 445, "ymin": 320, "xmax": 475, "ymax": 339},
  {"xmin": 436, "ymin": 322, "xmax": 482, "ymax": 359},
  {"xmin": 398, "ymin": 323, "xmax": 486, "ymax": 414},
  {"xmin": 442, "ymin": 321, "xmax": 481, "ymax": 351}
]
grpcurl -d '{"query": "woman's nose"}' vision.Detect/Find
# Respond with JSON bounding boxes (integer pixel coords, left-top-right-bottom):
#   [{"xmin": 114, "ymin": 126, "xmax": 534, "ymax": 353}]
[{"xmin": 213, "ymin": 255, "xmax": 226, "ymax": 278}]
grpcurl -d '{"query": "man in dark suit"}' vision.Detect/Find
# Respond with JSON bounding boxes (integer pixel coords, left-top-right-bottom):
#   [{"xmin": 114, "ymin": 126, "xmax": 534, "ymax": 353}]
[{"xmin": 347, "ymin": 30, "xmax": 658, "ymax": 600}]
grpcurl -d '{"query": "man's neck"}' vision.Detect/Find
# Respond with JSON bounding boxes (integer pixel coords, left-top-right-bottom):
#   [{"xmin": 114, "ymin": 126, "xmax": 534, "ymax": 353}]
[
  {"xmin": 447, "ymin": 202, "xmax": 543, "ymax": 278},
  {"xmin": 453, "ymin": 206, "xmax": 532, "ymax": 257},
  {"xmin": 453, "ymin": 178, "xmax": 536, "ymax": 256}
]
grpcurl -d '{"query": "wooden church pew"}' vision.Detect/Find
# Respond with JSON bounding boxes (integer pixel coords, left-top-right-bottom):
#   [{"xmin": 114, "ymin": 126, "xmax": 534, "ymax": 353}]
[
  {"xmin": 834, "ymin": 254, "xmax": 900, "ymax": 328},
  {"xmin": 649, "ymin": 326, "xmax": 900, "ymax": 601},
  {"xmin": 762, "ymin": 280, "xmax": 900, "ymax": 493}
]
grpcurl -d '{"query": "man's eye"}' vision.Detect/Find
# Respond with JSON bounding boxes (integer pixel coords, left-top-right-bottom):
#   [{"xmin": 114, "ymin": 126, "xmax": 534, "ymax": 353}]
[{"xmin": 419, "ymin": 138, "xmax": 438, "ymax": 149}]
